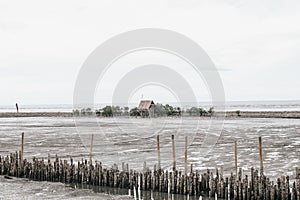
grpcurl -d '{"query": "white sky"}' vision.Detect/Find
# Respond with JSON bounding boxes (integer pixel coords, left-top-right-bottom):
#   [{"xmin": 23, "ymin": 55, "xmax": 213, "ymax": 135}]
[{"xmin": 0, "ymin": 0, "xmax": 300, "ymax": 105}]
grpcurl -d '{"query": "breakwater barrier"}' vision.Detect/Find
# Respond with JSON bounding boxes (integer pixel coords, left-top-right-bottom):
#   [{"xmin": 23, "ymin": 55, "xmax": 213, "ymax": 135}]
[{"xmin": 0, "ymin": 134, "xmax": 299, "ymax": 200}]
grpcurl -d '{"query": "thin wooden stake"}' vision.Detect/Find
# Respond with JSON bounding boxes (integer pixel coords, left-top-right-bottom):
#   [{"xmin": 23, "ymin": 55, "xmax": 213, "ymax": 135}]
[
  {"xmin": 48, "ymin": 153, "xmax": 50, "ymax": 163},
  {"xmin": 16, "ymin": 103, "xmax": 19, "ymax": 113},
  {"xmin": 157, "ymin": 135, "xmax": 161, "ymax": 169},
  {"xmin": 171, "ymin": 134, "xmax": 176, "ymax": 171},
  {"xmin": 296, "ymin": 167, "xmax": 300, "ymax": 200},
  {"xmin": 234, "ymin": 141, "xmax": 238, "ymax": 177},
  {"xmin": 259, "ymin": 136, "xmax": 264, "ymax": 175},
  {"xmin": 90, "ymin": 134, "xmax": 94, "ymax": 164},
  {"xmin": 184, "ymin": 136, "xmax": 188, "ymax": 175},
  {"xmin": 133, "ymin": 186, "xmax": 137, "ymax": 200},
  {"xmin": 21, "ymin": 132, "xmax": 24, "ymax": 161}
]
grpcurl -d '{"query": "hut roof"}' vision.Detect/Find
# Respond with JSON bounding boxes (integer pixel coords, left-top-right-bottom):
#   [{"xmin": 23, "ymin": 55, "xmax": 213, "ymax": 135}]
[{"xmin": 138, "ymin": 100, "xmax": 155, "ymax": 110}]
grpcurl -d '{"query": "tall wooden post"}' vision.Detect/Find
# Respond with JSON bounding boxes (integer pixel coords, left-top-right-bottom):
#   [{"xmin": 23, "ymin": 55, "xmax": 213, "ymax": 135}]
[
  {"xmin": 184, "ymin": 136, "xmax": 188, "ymax": 175},
  {"xmin": 296, "ymin": 167, "xmax": 300, "ymax": 200},
  {"xmin": 157, "ymin": 135, "xmax": 161, "ymax": 169},
  {"xmin": 16, "ymin": 103, "xmax": 19, "ymax": 113},
  {"xmin": 171, "ymin": 134, "xmax": 176, "ymax": 171},
  {"xmin": 21, "ymin": 132, "xmax": 24, "ymax": 161},
  {"xmin": 259, "ymin": 136, "xmax": 264, "ymax": 175},
  {"xmin": 48, "ymin": 153, "xmax": 50, "ymax": 164},
  {"xmin": 90, "ymin": 134, "xmax": 94, "ymax": 164},
  {"xmin": 234, "ymin": 141, "xmax": 238, "ymax": 176}
]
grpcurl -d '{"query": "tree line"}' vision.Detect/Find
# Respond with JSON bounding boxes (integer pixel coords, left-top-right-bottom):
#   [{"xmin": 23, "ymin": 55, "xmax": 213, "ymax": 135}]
[{"xmin": 73, "ymin": 104, "xmax": 215, "ymax": 117}]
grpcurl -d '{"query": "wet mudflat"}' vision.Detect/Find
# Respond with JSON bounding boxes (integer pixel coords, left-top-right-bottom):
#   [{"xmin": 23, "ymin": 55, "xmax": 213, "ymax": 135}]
[
  {"xmin": 0, "ymin": 175, "xmax": 132, "ymax": 200},
  {"xmin": 0, "ymin": 116, "xmax": 299, "ymax": 199}
]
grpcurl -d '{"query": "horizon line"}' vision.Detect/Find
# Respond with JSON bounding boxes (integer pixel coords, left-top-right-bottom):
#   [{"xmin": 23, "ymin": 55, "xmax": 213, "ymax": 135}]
[{"xmin": 1, "ymin": 99, "xmax": 300, "ymax": 107}]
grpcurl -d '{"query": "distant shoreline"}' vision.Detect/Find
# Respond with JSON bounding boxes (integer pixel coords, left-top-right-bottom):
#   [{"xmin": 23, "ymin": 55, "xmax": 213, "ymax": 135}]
[
  {"xmin": 0, "ymin": 112, "xmax": 73, "ymax": 118},
  {"xmin": 0, "ymin": 111, "xmax": 300, "ymax": 119},
  {"xmin": 223, "ymin": 110, "xmax": 300, "ymax": 119}
]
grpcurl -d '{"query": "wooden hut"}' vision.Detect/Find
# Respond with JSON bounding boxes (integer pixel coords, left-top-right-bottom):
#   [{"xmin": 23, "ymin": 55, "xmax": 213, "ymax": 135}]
[{"xmin": 138, "ymin": 100, "xmax": 155, "ymax": 117}]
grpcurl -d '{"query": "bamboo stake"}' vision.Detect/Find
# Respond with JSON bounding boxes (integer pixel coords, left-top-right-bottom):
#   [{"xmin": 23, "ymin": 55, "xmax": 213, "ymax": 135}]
[
  {"xmin": 296, "ymin": 167, "xmax": 300, "ymax": 200},
  {"xmin": 128, "ymin": 189, "xmax": 131, "ymax": 196},
  {"xmin": 171, "ymin": 134, "xmax": 176, "ymax": 171},
  {"xmin": 234, "ymin": 141, "xmax": 238, "ymax": 177},
  {"xmin": 16, "ymin": 103, "xmax": 19, "ymax": 113},
  {"xmin": 184, "ymin": 136, "xmax": 188, "ymax": 175},
  {"xmin": 133, "ymin": 186, "xmax": 137, "ymax": 200},
  {"xmin": 21, "ymin": 132, "xmax": 24, "ymax": 161},
  {"xmin": 138, "ymin": 174, "xmax": 141, "ymax": 200},
  {"xmin": 0, "ymin": 148, "xmax": 298, "ymax": 199},
  {"xmin": 259, "ymin": 136, "xmax": 264, "ymax": 175},
  {"xmin": 157, "ymin": 135, "xmax": 161, "ymax": 169},
  {"xmin": 90, "ymin": 134, "xmax": 94, "ymax": 164}
]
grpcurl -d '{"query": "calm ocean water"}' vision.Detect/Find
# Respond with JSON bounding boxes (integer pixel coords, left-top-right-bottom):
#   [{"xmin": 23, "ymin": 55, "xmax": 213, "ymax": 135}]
[{"xmin": 1, "ymin": 100, "xmax": 300, "ymax": 112}]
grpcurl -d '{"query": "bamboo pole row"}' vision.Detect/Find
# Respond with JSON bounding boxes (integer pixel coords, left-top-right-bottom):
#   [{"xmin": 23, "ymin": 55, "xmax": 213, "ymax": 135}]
[
  {"xmin": 0, "ymin": 133, "xmax": 298, "ymax": 199},
  {"xmin": 0, "ymin": 151, "xmax": 298, "ymax": 199}
]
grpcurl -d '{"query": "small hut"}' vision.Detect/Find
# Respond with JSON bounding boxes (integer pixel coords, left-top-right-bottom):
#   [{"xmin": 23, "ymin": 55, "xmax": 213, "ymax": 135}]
[{"xmin": 138, "ymin": 100, "xmax": 155, "ymax": 117}]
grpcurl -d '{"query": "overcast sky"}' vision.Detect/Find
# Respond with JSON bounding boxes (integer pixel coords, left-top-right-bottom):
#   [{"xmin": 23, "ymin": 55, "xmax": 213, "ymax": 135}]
[{"xmin": 0, "ymin": 0, "xmax": 300, "ymax": 105}]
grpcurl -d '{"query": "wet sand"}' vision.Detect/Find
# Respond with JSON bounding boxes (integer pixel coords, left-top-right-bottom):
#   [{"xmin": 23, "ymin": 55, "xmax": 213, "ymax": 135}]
[
  {"xmin": 0, "ymin": 116, "xmax": 299, "ymax": 199},
  {"xmin": 0, "ymin": 176, "xmax": 132, "ymax": 200},
  {"xmin": 0, "ymin": 117, "xmax": 299, "ymax": 177}
]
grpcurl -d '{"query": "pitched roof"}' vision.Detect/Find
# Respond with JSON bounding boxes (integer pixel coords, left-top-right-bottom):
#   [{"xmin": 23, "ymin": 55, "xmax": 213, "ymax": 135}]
[{"xmin": 138, "ymin": 100, "xmax": 155, "ymax": 110}]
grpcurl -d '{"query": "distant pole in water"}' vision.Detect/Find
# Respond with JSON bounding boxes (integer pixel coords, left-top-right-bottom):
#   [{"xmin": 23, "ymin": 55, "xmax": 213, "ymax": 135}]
[
  {"xmin": 184, "ymin": 136, "xmax": 188, "ymax": 175},
  {"xmin": 157, "ymin": 135, "xmax": 161, "ymax": 169},
  {"xmin": 234, "ymin": 141, "xmax": 238, "ymax": 177},
  {"xmin": 16, "ymin": 103, "xmax": 19, "ymax": 113},
  {"xmin": 90, "ymin": 134, "xmax": 94, "ymax": 164},
  {"xmin": 259, "ymin": 136, "xmax": 264, "ymax": 175},
  {"xmin": 171, "ymin": 134, "xmax": 176, "ymax": 171},
  {"xmin": 21, "ymin": 132, "xmax": 24, "ymax": 161}
]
